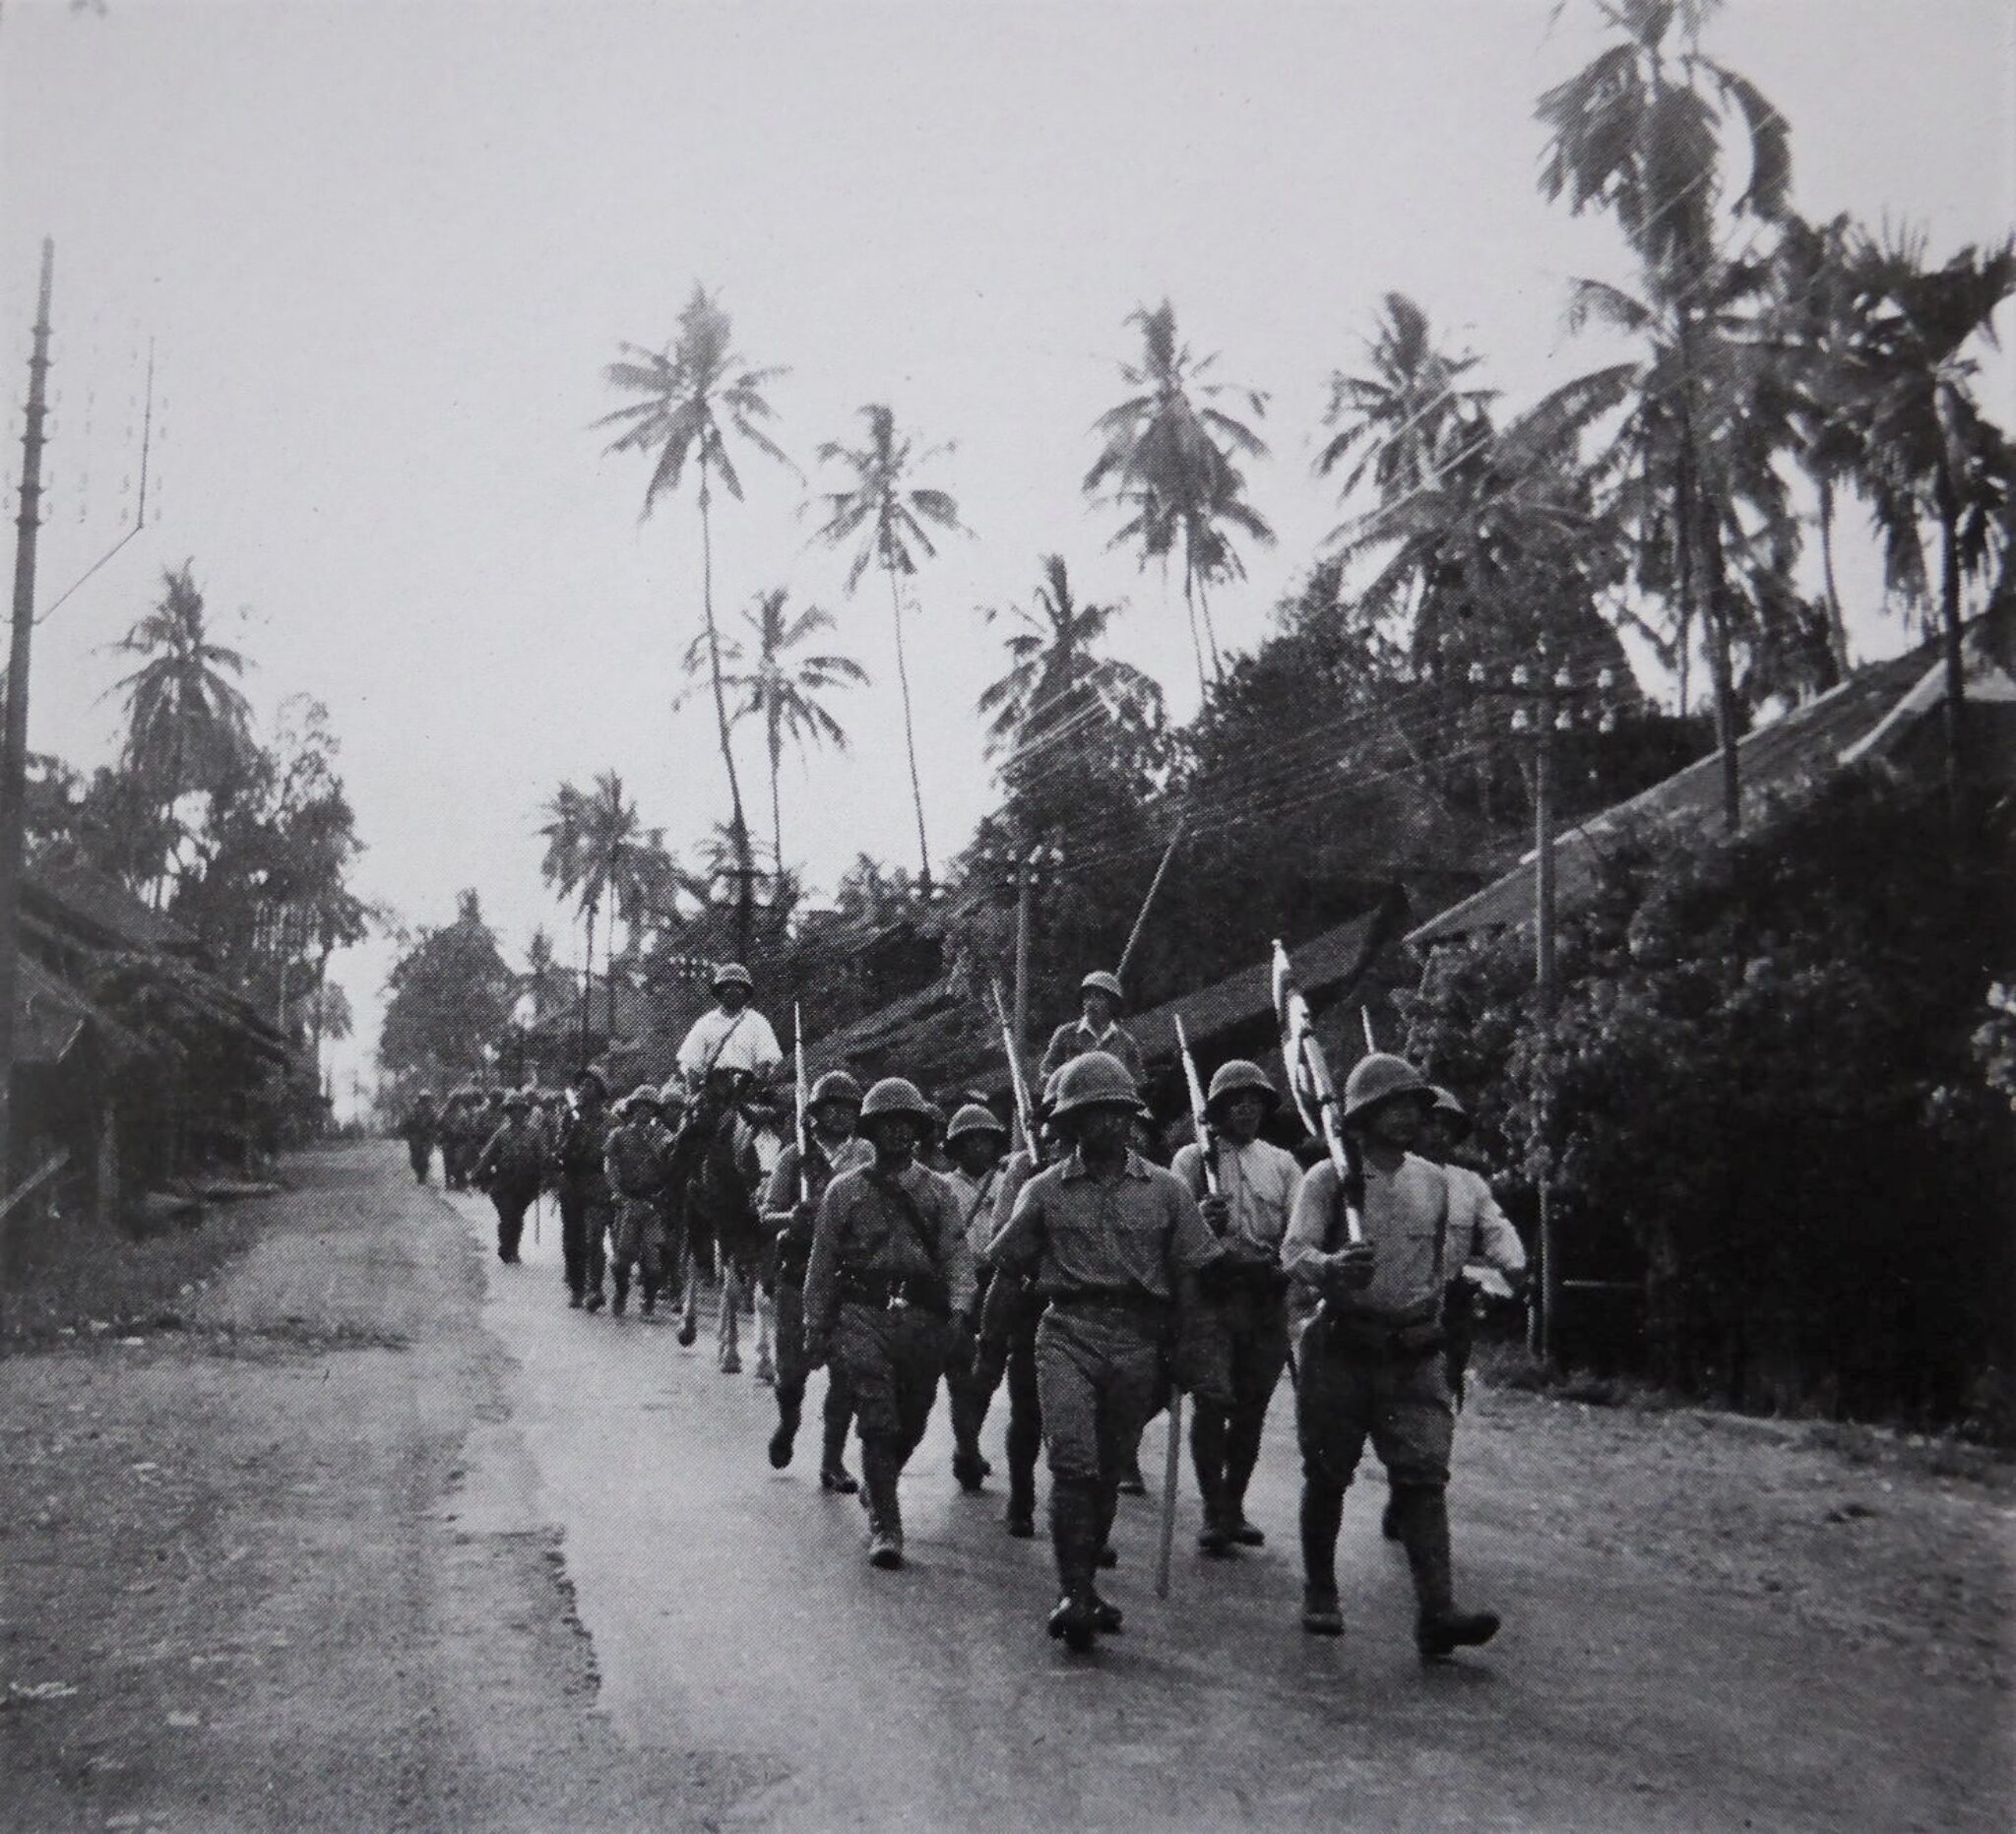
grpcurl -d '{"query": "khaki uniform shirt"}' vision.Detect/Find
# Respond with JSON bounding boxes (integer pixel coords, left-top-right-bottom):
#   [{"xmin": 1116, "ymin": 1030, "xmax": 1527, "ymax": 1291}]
[
  {"xmin": 985, "ymin": 1148, "xmax": 1221, "ymax": 1300},
  {"xmin": 761, "ymin": 1134, "xmax": 872, "ymax": 1268},
  {"xmin": 1444, "ymin": 1163, "xmax": 1528, "ymax": 1278},
  {"xmin": 803, "ymin": 1162, "xmax": 977, "ymax": 1340},
  {"xmin": 1038, "ymin": 1019, "xmax": 1146, "ymax": 1086},
  {"xmin": 1169, "ymin": 1137, "xmax": 1302, "ymax": 1254},
  {"xmin": 943, "ymin": 1166, "xmax": 1005, "ymax": 1262},
  {"xmin": 603, "ymin": 1118, "xmax": 674, "ymax": 1201},
  {"xmin": 1283, "ymin": 1153, "xmax": 1453, "ymax": 1327}
]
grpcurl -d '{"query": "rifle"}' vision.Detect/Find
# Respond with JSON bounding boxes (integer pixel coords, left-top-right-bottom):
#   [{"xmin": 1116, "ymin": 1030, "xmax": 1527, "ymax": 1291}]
[
  {"xmin": 988, "ymin": 977, "xmax": 1040, "ymax": 1162},
  {"xmin": 1272, "ymin": 940, "xmax": 1363, "ymax": 1246},
  {"xmin": 793, "ymin": 1001, "xmax": 811, "ymax": 1207},
  {"xmin": 1173, "ymin": 1015, "xmax": 1219, "ymax": 1199},
  {"xmin": 1360, "ymin": 1007, "xmax": 1377, "ymax": 1053}
]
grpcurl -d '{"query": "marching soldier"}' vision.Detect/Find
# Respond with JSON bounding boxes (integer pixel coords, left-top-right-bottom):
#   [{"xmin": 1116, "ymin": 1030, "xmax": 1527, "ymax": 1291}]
[
  {"xmin": 941, "ymin": 1104, "xmax": 1010, "ymax": 1492},
  {"xmin": 399, "ymin": 1090, "xmax": 437, "ymax": 1184},
  {"xmin": 472, "ymin": 1089, "xmax": 543, "ymax": 1264},
  {"xmin": 552, "ymin": 1068, "xmax": 615, "ymax": 1311},
  {"xmin": 984, "ymin": 1050, "xmax": 1222, "ymax": 1651},
  {"xmin": 675, "ymin": 963, "xmax": 784, "ymax": 1091},
  {"xmin": 439, "ymin": 1088, "xmax": 474, "ymax": 1190},
  {"xmin": 760, "ymin": 1070, "xmax": 872, "ymax": 1489},
  {"xmin": 803, "ymin": 1078, "xmax": 976, "ymax": 1570},
  {"xmin": 1170, "ymin": 1059, "xmax": 1301, "ymax": 1555},
  {"xmin": 604, "ymin": 1085, "xmax": 674, "ymax": 1317},
  {"xmin": 1039, "ymin": 971, "xmax": 1146, "ymax": 1086},
  {"xmin": 1282, "ymin": 1052, "xmax": 1515, "ymax": 1657},
  {"xmin": 655, "ymin": 1079, "xmax": 690, "ymax": 1306}
]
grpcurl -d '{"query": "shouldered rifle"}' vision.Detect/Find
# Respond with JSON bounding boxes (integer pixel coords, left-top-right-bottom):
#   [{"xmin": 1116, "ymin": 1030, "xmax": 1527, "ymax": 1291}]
[
  {"xmin": 988, "ymin": 976, "xmax": 1040, "ymax": 1162},
  {"xmin": 1272, "ymin": 939, "xmax": 1363, "ymax": 1245},
  {"xmin": 793, "ymin": 1001, "xmax": 811, "ymax": 1207},
  {"xmin": 1173, "ymin": 1015, "xmax": 1219, "ymax": 1199}
]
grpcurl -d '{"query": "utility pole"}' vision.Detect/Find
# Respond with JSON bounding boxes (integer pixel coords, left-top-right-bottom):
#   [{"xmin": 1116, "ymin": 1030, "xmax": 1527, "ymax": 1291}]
[
  {"xmin": 982, "ymin": 840, "xmax": 1064, "ymax": 1055},
  {"xmin": 1469, "ymin": 650, "xmax": 1618, "ymax": 1362},
  {"xmin": 0, "ymin": 239, "xmax": 55, "ymax": 1193}
]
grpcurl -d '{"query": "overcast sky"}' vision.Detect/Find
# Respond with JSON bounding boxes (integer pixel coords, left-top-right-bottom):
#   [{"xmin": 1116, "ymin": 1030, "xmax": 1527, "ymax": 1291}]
[{"xmin": 3, "ymin": 0, "xmax": 2011, "ymax": 1110}]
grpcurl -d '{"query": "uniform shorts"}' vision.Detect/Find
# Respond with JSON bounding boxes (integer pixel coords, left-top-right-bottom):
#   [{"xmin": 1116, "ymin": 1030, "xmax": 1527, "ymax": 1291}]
[
  {"xmin": 1035, "ymin": 1304, "xmax": 1166, "ymax": 1487},
  {"xmin": 834, "ymin": 1301, "xmax": 946, "ymax": 1452},
  {"xmin": 1293, "ymin": 1333, "xmax": 1454, "ymax": 1490}
]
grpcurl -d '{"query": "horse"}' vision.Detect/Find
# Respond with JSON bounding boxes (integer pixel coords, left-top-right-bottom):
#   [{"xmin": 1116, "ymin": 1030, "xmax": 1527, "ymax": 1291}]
[{"xmin": 669, "ymin": 1073, "xmax": 786, "ymax": 1378}]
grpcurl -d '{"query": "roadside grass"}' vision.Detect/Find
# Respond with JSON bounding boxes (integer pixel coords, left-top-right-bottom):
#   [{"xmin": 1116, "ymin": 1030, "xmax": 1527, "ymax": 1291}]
[{"xmin": 0, "ymin": 1203, "xmax": 267, "ymax": 1353}]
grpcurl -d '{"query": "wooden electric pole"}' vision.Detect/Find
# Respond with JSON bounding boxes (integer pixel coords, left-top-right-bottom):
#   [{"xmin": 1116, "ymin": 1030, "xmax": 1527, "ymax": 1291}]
[{"xmin": 0, "ymin": 238, "xmax": 56, "ymax": 1194}]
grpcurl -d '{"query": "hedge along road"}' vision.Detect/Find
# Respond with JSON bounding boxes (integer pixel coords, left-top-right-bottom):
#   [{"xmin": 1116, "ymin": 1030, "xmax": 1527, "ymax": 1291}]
[{"xmin": 447, "ymin": 1150, "xmax": 2007, "ymax": 1833}]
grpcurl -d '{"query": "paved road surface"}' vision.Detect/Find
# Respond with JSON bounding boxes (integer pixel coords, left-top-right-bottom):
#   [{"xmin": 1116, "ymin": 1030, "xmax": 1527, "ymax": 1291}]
[{"xmin": 443, "ymin": 1156, "xmax": 2006, "ymax": 1833}]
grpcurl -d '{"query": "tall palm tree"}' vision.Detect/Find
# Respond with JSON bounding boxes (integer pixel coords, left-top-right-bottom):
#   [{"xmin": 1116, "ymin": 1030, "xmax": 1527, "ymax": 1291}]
[
  {"xmin": 812, "ymin": 404, "xmax": 969, "ymax": 891},
  {"xmin": 1085, "ymin": 300, "xmax": 1273, "ymax": 695},
  {"xmin": 696, "ymin": 589, "xmax": 868, "ymax": 873},
  {"xmin": 101, "ymin": 560, "xmax": 256, "ymax": 901},
  {"xmin": 1538, "ymin": 0, "xmax": 1794, "ymax": 829},
  {"xmin": 1845, "ymin": 226, "xmax": 2016, "ymax": 794},
  {"xmin": 976, "ymin": 553, "xmax": 1163, "ymax": 761},
  {"xmin": 600, "ymin": 285, "xmax": 791, "ymax": 932}
]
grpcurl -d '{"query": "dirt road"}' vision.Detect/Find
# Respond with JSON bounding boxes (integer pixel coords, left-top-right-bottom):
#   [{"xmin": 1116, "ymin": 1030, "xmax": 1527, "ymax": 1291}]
[{"xmin": 3, "ymin": 1143, "xmax": 2009, "ymax": 1830}]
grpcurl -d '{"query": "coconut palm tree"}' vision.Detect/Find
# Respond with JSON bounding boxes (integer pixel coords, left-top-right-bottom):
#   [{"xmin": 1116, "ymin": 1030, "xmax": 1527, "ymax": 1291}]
[
  {"xmin": 1085, "ymin": 300, "xmax": 1273, "ymax": 695},
  {"xmin": 976, "ymin": 553, "xmax": 1163, "ymax": 763},
  {"xmin": 537, "ymin": 771, "xmax": 662, "ymax": 1049},
  {"xmin": 1843, "ymin": 226, "xmax": 2015, "ymax": 794},
  {"xmin": 811, "ymin": 404, "xmax": 969, "ymax": 892},
  {"xmin": 600, "ymin": 285, "xmax": 792, "ymax": 939},
  {"xmin": 1537, "ymin": 0, "xmax": 1794, "ymax": 829},
  {"xmin": 691, "ymin": 589, "xmax": 868, "ymax": 873},
  {"xmin": 100, "ymin": 561, "xmax": 256, "ymax": 901}
]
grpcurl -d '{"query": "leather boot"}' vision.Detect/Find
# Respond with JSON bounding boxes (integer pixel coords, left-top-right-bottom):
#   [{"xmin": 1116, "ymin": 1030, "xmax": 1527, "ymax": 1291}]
[
  {"xmin": 1191, "ymin": 1405, "xmax": 1232, "ymax": 1555},
  {"xmin": 1393, "ymin": 1485, "xmax": 1498, "ymax": 1657},
  {"xmin": 1095, "ymin": 1482, "xmax": 1120, "ymax": 1570},
  {"xmin": 611, "ymin": 1271, "xmax": 629, "ymax": 1317},
  {"xmin": 769, "ymin": 1390, "xmax": 802, "ymax": 1470},
  {"xmin": 1225, "ymin": 1411, "xmax": 1267, "ymax": 1545},
  {"xmin": 862, "ymin": 1439, "xmax": 905, "ymax": 1569},
  {"xmin": 1299, "ymin": 1481, "xmax": 1346, "ymax": 1635},
  {"xmin": 819, "ymin": 1387, "xmax": 858, "ymax": 1494},
  {"xmin": 1005, "ymin": 1465, "xmax": 1037, "ymax": 1538},
  {"xmin": 1046, "ymin": 1479, "xmax": 1101, "ymax": 1651}
]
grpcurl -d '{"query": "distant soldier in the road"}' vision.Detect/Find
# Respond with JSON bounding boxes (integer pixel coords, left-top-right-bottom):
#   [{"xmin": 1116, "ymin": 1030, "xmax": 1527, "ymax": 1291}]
[
  {"xmin": 675, "ymin": 963, "xmax": 784, "ymax": 1091},
  {"xmin": 1038, "ymin": 971, "xmax": 1146, "ymax": 1087},
  {"xmin": 985, "ymin": 1050, "xmax": 1222, "ymax": 1650},
  {"xmin": 1171, "ymin": 1059, "xmax": 1301, "ymax": 1555},
  {"xmin": 1283, "ymin": 1053, "xmax": 1515, "ymax": 1657},
  {"xmin": 472, "ymin": 1089, "xmax": 543, "ymax": 1265},
  {"xmin": 803, "ymin": 1077, "xmax": 976, "ymax": 1570},
  {"xmin": 604, "ymin": 1086, "xmax": 673, "ymax": 1318},
  {"xmin": 760, "ymin": 1070, "xmax": 872, "ymax": 1488},
  {"xmin": 552, "ymin": 1068, "xmax": 615, "ymax": 1311},
  {"xmin": 655, "ymin": 1079, "xmax": 689, "ymax": 1304},
  {"xmin": 438, "ymin": 1088, "xmax": 474, "ymax": 1190},
  {"xmin": 399, "ymin": 1091, "xmax": 437, "ymax": 1184},
  {"xmin": 941, "ymin": 1103, "xmax": 1009, "ymax": 1492}
]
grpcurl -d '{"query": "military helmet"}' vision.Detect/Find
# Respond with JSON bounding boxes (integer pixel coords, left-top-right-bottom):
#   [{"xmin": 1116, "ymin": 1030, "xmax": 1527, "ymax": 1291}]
[
  {"xmin": 626, "ymin": 1082, "xmax": 662, "ymax": 1113},
  {"xmin": 1206, "ymin": 1059, "xmax": 1279, "ymax": 1115},
  {"xmin": 1050, "ymin": 1049, "xmax": 1139, "ymax": 1121},
  {"xmin": 658, "ymin": 1079, "xmax": 688, "ymax": 1111},
  {"xmin": 858, "ymin": 1077, "xmax": 934, "ymax": 1126},
  {"xmin": 809, "ymin": 1069, "xmax": 862, "ymax": 1108},
  {"xmin": 711, "ymin": 961, "xmax": 754, "ymax": 993},
  {"xmin": 1342, "ymin": 1052, "xmax": 1431, "ymax": 1123},
  {"xmin": 572, "ymin": 1066, "xmax": 607, "ymax": 1096},
  {"xmin": 1080, "ymin": 970, "xmax": 1124, "ymax": 1003},
  {"xmin": 946, "ymin": 1102, "xmax": 1007, "ymax": 1144}
]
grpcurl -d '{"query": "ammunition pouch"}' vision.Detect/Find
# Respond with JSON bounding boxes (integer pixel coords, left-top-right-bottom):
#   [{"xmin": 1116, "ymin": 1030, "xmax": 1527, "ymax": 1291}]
[
  {"xmin": 1307, "ymin": 1297, "xmax": 1446, "ymax": 1363},
  {"xmin": 839, "ymin": 1269, "xmax": 950, "ymax": 1317}
]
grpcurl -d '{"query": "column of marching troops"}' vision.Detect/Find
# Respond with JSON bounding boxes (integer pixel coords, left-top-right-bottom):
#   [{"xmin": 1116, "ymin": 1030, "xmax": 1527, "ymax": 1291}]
[{"xmin": 398, "ymin": 960, "xmax": 1529, "ymax": 1660}]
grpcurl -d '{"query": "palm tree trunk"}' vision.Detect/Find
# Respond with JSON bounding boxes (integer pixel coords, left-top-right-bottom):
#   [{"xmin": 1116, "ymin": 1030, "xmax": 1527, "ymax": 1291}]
[
  {"xmin": 1191, "ymin": 553, "xmax": 1224, "ymax": 685},
  {"xmin": 1178, "ymin": 564, "xmax": 1210, "ymax": 700},
  {"xmin": 579, "ymin": 899, "xmax": 598, "ymax": 1060},
  {"xmin": 885, "ymin": 562, "xmax": 933, "ymax": 889},
  {"xmin": 1701, "ymin": 512, "xmax": 1742, "ymax": 835},
  {"xmin": 767, "ymin": 695, "xmax": 785, "ymax": 879},
  {"xmin": 1815, "ymin": 474, "xmax": 1852, "ymax": 680},
  {"xmin": 1937, "ymin": 476, "xmax": 1967, "ymax": 819},
  {"xmin": 696, "ymin": 454, "xmax": 756, "ymax": 952}
]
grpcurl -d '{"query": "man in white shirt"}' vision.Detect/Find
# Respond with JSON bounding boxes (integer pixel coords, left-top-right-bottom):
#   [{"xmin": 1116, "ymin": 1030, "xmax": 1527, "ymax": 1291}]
[
  {"xmin": 675, "ymin": 963, "xmax": 783, "ymax": 1091},
  {"xmin": 1171, "ymin": 1059, "xmax": 1302, "ymax": 1555}
]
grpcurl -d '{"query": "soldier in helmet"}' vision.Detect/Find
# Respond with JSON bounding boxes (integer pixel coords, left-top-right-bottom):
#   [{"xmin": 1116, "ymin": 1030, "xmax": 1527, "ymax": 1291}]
[
  {"xmin": 399, "ymin": 1090, "xmax": 438, "ymax": 1184},
  {"xmin": 675, "ymin": 963, "xmax": 784, "ymax": 1092},
  {"xmin": 940, "ymin": 1103, "xmax": 1010, "ymax": 1492},
  {"xmin": 472, "ymin": 1089, "xmax": 543, "ymax": 1264},
  {"xmin": 1039, "ymin": 971, "xmax": 1146, "ymax": 1087},
  {"xmin": 803, "ymin": 1077, "xmax": 976, "ymax": 1569},
  {"xmin": 553, "ymin": 1068, "xmax": 615, "ymax": 1311},
  {"xmin": 1283, "ymin": 1053, "xmax": 1515, "ymax": 1657},
  {"xmin": 653, "ymin": 1079, "xmax": 690, "ymax": 1306},
  {"xmin": 604, "ymin": 1086, "xmax": 674, "ymax": 1317},
  {"xmin": 985, "ymin": 1050, "xmax": 1222, "ymax": 1651},
  {"xmin": 1170, "ymin": 1059, "xmax": 1302, "ymax": 1555},
  {"xmin": 438, "ymin": 1088, "xmax": 472, "ymax": 1190},
  {"xmin": 760, "ymin": 1070, "xmax": 872, "ymax": 1488}
]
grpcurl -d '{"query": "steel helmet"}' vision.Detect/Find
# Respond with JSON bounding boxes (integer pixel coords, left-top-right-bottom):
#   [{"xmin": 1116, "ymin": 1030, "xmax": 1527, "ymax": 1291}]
[
  {"xmin": 1342, "ymin": 1052, "xmax": 1431, "ymax": 1123},
  {"xmin": 1206, "ymin": 1059, "xmax": 1279, "ymax": 1115},
  {"xmin": 809, "ymin": 1069, "xmax": 862, "ymax": 1108},
  {"xmin": 627, "ymin": 1082, "xmax": 662, "ymax": 1112},
  {"xmin": 658, "ymin": 1079, "xmax": 688, "ymax": 1111},
  {"xmin": 571, "ymin": 1065, "xmax": 606, "ymax": 1095},
  {"xmin": 711, "ymin": 962, "xmax": 753, "ymax": 993},
  {"xmin": 1050, "ymin": 1049, "xmax": 1139, "ymax": 1120},
  {"xmin": 946, "ymin": 1102, "xmax": 1006, "ymax": 1144},
  {"xmin": 1080, "ymin": 971, "xmax": 1124, "ymax": 1002},
  {"xmin": 858, "ymin": 1076, "xmax": 934, "ymax": 1126}
]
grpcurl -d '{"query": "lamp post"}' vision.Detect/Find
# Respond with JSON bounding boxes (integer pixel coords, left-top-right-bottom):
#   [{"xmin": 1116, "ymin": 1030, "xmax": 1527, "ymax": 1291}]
[
  {"xmin": 1467, "ymin": 652, "xmax": 1621, "ymax": 1361},
  {"xmin": 979, "ymin": 839, "xmax": 1065, "ymax": 1055}
]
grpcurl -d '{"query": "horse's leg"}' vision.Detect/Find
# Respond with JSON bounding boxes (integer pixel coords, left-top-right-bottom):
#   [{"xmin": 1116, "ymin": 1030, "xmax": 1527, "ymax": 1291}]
[
  {"xmin": 754, "ymin": 1264, "xmax": 776, "ymax": 1384},
  {"xmin": 676, "ymin": 1206, "xmax": 699, "ymax": 1348},
  {"xmin": 719, "ymin": 1256, "xmax": 742, "ymax": 1374}
]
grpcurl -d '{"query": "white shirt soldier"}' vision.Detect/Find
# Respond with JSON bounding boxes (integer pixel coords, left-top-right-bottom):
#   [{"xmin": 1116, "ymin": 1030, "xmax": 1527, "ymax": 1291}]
[
  {"xmin": 674, "ymin": 962, "xmax": 784, "ymax": 1089},
  {"xmin": 1281, "ymin": 1053, "xmax": 1519, "ymax": 1657},
  {"xmin": 1168, "ymin": 1059, "xmax": 1302, "ymax": 1556}
]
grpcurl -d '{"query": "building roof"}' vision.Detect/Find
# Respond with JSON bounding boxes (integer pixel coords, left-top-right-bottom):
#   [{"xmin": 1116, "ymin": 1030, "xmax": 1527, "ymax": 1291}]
[
  {"xmin": 26, "ymin": 854, "xmax": 198, "ymax": 956},
  {"xmin": 1407, "ymin": 627, "xmax": 1980, "ymax": 950},
  {"xmin": 14, "ymin": 954, "xmax": 151, "ymax": 1071}
]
